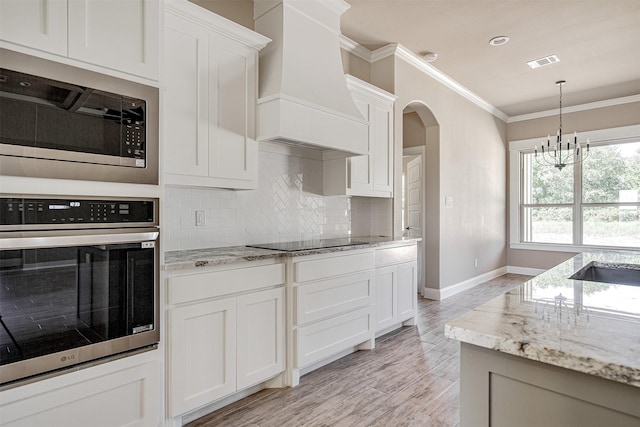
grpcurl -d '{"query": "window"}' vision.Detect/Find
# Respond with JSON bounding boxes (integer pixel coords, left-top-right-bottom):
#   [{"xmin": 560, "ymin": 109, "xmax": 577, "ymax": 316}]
[{"xmin": 510, "ymin": 125, "xmax": 640, "ymax": 250}]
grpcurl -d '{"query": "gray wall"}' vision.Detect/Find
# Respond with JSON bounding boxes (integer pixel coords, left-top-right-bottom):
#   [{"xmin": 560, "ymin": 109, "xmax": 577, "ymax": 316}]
[{"xmin": 372, "ymin": 54, "xmax": 507, "ymax": 291}]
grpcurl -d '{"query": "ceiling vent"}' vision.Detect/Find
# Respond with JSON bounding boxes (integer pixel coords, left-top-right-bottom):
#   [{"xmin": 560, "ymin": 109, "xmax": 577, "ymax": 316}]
[{"xmin": 527, "ymin": 54, "xmax": 560, "ymax": 69}]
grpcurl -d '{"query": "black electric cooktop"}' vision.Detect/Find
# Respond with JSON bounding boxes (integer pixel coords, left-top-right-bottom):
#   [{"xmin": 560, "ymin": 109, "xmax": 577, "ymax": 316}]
[{"xmin": 247, "ymin": 237, "xmax": 365, "ymax": 252}]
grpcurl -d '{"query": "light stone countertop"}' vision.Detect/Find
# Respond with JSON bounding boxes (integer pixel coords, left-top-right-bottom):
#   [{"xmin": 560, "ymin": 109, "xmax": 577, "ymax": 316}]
[
  {"xmin": 445, "ymin": 251, "xmax": 640, "ymax": 388},
  {"xmin": 163, "ymin": 236, "xmax": 420, "ymax": 271}
]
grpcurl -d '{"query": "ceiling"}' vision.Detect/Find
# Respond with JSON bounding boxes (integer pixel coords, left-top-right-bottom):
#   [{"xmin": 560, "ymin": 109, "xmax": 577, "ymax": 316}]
[{"xmin": 340, "ymin": 0, "xmax": 640, "ymax": 117}]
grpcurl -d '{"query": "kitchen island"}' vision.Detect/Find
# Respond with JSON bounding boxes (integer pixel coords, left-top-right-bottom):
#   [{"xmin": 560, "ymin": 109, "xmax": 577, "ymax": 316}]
[{"xmin": 445, "ymin": 251, "xmax": 640, "ymax": 427}]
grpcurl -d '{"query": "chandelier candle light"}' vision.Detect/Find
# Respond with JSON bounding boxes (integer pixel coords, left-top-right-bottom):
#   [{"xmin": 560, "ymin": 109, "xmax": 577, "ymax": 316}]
[{"xmin": 535, "ymin": 80, "xmax": 589, "ymax": 170}]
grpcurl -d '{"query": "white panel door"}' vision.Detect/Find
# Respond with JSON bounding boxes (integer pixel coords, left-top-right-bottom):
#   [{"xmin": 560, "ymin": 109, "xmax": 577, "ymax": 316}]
[
  {"xmin": 406, "ymin": 155, "xmax": 422, "ymax": 237},
  {"xmin": 169, "ymin": 298, "xmax": 237, "ymax": 417},
  {"xmin": 0, "ymin": 0, "xmax": 67, "ymax": 56},
  {"xmin": 67, "ymin": 0, "xmax": 159, "ymax": 80},
  {"xmin": 163, "ymin": 13, "xmax": 209, "ymax": 177},
  {"xmin": 397, "ymin": 261, "xmax": 418, "ymax": 321},
  {"xmin": 349, "ymin": 96, "xmax": 372, "ymax": 192},
  {"xmin": 236, "ymin": 287, "xmax": 285, "ymax": 389},
  {"xmin": 208, "ymin": 35, "xmax": 257, "ymax": 184},
  {"xmin": 375, "ymin": 266, "xmax": 397, "ymax": 333},
  {"xmin": 372, "ymin": 103, "xmax": 393, "ymax": 193}
]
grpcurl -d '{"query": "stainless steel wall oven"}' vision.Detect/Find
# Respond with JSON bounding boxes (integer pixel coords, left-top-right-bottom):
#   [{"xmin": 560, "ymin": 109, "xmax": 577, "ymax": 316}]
[
  {"xmin": 0, "ymin": 196, "xmax": 159, "ymax": 388},
  {"xmin": 0, "ymin": 49, "xmax": 158, "ymax": 185}
]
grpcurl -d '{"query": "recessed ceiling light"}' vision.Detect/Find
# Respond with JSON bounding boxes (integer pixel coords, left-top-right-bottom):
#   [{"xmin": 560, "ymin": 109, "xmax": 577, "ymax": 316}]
[
  {"xmin": 421, "ymin": 51, "xmax": 438, "ymax": 62},
  {"xmin": 489, "ymin": 36, "xmax": 510, "ymax": 46},
  {"xmin": 527, "ymin": 54, "xmax": 560, "ymax": 69}
]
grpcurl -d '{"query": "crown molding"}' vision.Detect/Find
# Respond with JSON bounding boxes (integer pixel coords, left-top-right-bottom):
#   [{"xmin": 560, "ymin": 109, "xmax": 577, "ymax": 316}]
[
  {"xmin": 507, "ymin": 94, "xmax": 640, "ymax": 123},
  {"xmin": 339, "ymin": 34, "xmax": 372, "ymax": 62},
  {"xmin": 339, "ymin": 35, "xmax": 639, "ymax": 125},
  {"xmin": 339, "ymin": 36, "xmax": 509, "ymax": 122}
]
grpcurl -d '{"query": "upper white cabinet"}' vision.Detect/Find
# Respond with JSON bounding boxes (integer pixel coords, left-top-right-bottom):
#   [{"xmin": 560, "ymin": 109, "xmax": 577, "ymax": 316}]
[
  {"xmin": 163, "ymin": 0, "xmax": 270, "ymax": 190},
  {"xmin": 0, "ymin": 0, "xmax": 159, "ymax": 81},
  {"xmin": 0, "ymin": 0, "xmax": 67, "ymax": 56},
  {"xmin": 323, "ymin": 75, "xmax": 396, "ymax": 198}
]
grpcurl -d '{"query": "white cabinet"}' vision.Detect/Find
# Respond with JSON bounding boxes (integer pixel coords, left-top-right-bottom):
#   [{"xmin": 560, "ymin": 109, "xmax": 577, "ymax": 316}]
[
  {"xmin": 374, "ymin": 243, "xmax": 418, "ymax": 335},
  {"xmin": 0, "ymin": 0, "xmax": 159, "ymax": 81},
  {"xmin": 167, "ymin": 261, "xmax": 285, "ymax": 417},
  {"xmin": 0, "ymin": 356, "xmax": 160, "ymax": 427},
  {"xmin": 0, "ymin": 0, "xmax": 67, "ymax": 56},
  {"xmin": 169, "ymin": 297, "xmax": 237, "ymax": 415},
  {"xmin": 289, "ymin": 250, "xmax": 375, "ymax": 385},
  {"xmin": 163, "ymin": 0, "xmax": 270, "ymax": 190},
  {"xmin": 323, "ymin": 75, "xmax": 396, "ymax": 198}
]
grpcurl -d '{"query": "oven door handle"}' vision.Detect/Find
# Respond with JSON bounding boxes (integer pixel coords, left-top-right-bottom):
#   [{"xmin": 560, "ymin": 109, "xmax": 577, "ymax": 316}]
[{"xmin": 0, "ymin": 229, "xmax": 159, "ymax": 250}]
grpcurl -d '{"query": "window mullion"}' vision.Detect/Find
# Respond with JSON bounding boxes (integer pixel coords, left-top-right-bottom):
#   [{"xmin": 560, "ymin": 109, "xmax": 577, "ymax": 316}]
[{"xmin": 574, "ymin": 161, "xmax": 583, "ymax": 245}]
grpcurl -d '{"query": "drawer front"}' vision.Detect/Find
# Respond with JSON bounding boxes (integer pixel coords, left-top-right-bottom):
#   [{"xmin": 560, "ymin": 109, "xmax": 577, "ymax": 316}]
[
  {"xmin": 168, "ymin": 263, "xmax": 285, "ymax": 304},
  {"xmin": 295, "ymin": 271, "xmax": 373, "ymax": 325},
  {"xmin": 295, "ymin": 306, "xmax": 373, "ymax": 368},
  {"xmin": 375, "ymin": 244, "xmax": 417, "ymax": 267},
  {"xmin": 295, "ymin": 251, "xmax": 374, "ymax": 283}
]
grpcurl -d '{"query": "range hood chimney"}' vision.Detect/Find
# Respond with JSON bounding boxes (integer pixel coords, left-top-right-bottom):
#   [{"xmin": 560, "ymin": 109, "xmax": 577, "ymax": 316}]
[{"xmin": 254, "ymin": 0, "xmax": 368, "ymax": 155}]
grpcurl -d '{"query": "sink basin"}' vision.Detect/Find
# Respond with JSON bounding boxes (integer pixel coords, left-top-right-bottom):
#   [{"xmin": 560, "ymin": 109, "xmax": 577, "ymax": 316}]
[{"xmin": 569, "ymin": 261, "xmax": 640, "ymax": 286}]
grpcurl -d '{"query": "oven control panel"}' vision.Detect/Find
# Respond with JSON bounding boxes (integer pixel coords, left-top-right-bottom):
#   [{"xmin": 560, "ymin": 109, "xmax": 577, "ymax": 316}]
[{"xmin": 0, "ymin": 198, "xmax": 155, "ymax": 226}]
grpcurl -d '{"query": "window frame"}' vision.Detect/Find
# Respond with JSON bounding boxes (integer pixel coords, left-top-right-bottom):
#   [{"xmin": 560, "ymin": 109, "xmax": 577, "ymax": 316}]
[{"xmin": 509, "ymin": 124, "xmax": 640, "ymax": 252}]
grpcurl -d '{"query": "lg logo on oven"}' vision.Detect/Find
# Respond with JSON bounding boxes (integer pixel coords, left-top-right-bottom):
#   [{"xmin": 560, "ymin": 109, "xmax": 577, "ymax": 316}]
[{"xmin": 60, "ymin": 354, "xmax": 76, "ymax": 362}]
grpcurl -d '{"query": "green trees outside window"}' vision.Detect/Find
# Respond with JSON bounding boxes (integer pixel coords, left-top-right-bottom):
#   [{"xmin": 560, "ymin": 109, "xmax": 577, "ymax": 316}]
[{"xmin": 521, "ymin": 141, "xmax": 640, "ymax": 248}]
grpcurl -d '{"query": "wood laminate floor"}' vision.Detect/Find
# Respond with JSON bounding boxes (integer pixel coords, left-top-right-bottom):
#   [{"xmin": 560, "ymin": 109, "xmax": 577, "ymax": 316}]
[{"xmin": 187, "ymin": 273, "xmax": 532, "ymax": 427}]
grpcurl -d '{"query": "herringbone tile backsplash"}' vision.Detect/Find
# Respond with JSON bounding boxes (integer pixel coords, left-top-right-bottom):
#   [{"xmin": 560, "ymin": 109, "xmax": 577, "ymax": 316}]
[{"xmin": 164, "ymin": 149, "xmax": 351, "ymax": 251}]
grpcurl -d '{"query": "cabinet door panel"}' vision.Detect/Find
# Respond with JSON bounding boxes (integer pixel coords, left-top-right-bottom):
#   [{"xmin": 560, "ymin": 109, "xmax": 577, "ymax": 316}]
[
  {"xmin": 375, "ymin": 266, "xmax": 397, "ymax": 332},
  {"xmin": 397, "ymin": 262, "xmax": 417, "ymax": 321},
  {"xmin": 295, "ymin": 306, "xmax": 373, "ymax": 367},
  {"xmin": 295, "ymin": 271, "xmax": 374, "ymax": 324},
  {"xmin": 236, "ymin": 287, "xmax": 285, "ymax": 389},
  {"xmin": 164, "ymin": 16, "xmax": 209, "ymax": 177},
  {"xmin": 68, "ymin": 0, "xmax": 159, "ymax": 80},
  {"xmin": 0, "ymin": 361, "xmax": 159, "ymax": 427},
  {"xmin": 372, "ymin": 104, "xmax": 393, "ymax": 193},
  {"xmin": 208, "ymin": 37, "xmax": 257, "ymax": 182},
  {"xmin": 169, "ymin": 298, "xmax": 237, "ymax": 416},
  {"xmin": 0, "ymin": 0, "xmax": 67, "ymax": 56}
]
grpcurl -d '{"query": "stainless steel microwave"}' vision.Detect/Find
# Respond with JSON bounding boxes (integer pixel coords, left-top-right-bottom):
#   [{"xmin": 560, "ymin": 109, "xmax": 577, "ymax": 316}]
[{"xmin": 0, "ymin": 49, "xmax": 158, "ymax": 185}]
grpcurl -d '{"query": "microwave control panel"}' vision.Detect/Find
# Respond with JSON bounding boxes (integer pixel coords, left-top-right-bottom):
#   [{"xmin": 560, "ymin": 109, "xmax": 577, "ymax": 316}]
[{"xmin": 0, "ymin": 198, "xmax": 154, "ymax": 226}]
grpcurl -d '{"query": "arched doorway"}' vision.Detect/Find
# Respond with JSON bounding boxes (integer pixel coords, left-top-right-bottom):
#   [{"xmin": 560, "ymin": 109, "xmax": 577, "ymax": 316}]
[{"xmin": 402, "ymin": 102, "xmax": 440, "ymax": 297}]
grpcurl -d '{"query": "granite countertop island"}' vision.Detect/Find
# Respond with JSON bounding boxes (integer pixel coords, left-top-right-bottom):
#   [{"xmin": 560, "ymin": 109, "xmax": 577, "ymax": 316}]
[
  {"xmin": 164, "ymin": 236, "xmax": 420, "ymax": 271},
  {"xmin": 445, "ymin": 251, "xmax": 640, "ymax": 388}
]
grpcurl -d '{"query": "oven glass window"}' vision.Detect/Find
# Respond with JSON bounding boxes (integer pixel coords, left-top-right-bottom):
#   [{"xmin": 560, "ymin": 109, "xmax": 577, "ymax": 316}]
[{"xmin": 0, "ymin": 244, "xmax": 154, "ymax": 367}]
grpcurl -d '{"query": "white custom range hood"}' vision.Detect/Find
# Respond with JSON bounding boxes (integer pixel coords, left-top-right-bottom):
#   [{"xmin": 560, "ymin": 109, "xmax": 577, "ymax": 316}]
[{"xmin": 254, "ymin": 0, "xmax": 368, "ymax": 155}]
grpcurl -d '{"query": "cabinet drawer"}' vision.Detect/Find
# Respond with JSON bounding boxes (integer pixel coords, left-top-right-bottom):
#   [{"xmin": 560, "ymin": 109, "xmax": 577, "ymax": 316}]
[
  {"xmin": 375, "ymin": 244, "xmax": 417, "ymax": 267},
  {"xmin": 294, "ymin": 251, "xmax": 374, "ymax": 283},
  {"xmin": 295, "ymin": 271, "xmax": 373, "ymax": 325},
  {"xmin": 168, "ymin": 263, "xmax": 284, "ymax": 304},
  {"xmin": 295, "ymin": 306, "xmax": 373, "ymax": 368}
]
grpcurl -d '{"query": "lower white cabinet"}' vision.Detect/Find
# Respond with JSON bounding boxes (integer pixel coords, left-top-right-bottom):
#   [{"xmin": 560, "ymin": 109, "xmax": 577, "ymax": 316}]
[
  {"xmin": 167, "ymin": 262, "xmax": 285, "ymax": 417},
  {"xmin": 169, "ymin": 297, "xmax": 237, "ymax": 415},
  {"xmin": 374, "ymin": 244, "xmax": 418, "ymax": 334},
  {"xmin": 289, "ymin": 250, "xmax": 375, "ymax": 385},
  {"xmin": 0, "ymin": 356, "xmax": 160, "ymax": 427}
]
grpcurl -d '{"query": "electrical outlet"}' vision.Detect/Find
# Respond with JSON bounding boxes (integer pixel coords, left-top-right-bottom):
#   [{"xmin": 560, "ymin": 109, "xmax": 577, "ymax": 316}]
[
  {"xmin": 474, "ymin": 258, "xmax": 478, "ymax": 268},
  {"xmin": 195, "ymin": 210, "xmax": 206, "ymax": 227}
]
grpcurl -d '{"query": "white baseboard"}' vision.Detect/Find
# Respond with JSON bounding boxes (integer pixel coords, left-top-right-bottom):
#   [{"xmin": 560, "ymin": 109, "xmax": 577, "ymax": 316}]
[
  {"xmin": 507, "ymin": 266, "xmax": 545, "ymax": 276},
  {"xmin": 423, "ymin": 266, "xmax": 508, "ymax": 300}
]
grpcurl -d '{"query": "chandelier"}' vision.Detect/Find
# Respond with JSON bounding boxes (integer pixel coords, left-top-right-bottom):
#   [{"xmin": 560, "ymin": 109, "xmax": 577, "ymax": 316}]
[{"xmin": 534, "ymin": 80, "xmax": 589, "ymax": 170}]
